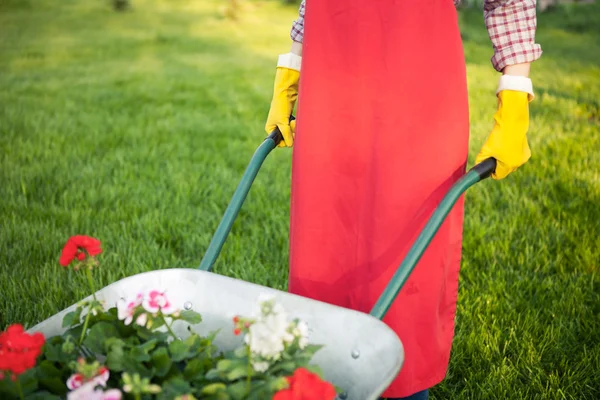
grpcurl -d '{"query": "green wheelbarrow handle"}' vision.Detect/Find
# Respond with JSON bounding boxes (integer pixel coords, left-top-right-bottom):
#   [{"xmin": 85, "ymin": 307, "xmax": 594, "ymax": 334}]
[
  {"xmin": 369, "ymin": 157, "xmax": 496, "ymax": 319},
  {"xmin": 198, "ymin": 121, "xmax": 497, "ymax": 321},
  {"xmin": 198, "ymin": 119, "xmax": 294, "ymax": 272}
]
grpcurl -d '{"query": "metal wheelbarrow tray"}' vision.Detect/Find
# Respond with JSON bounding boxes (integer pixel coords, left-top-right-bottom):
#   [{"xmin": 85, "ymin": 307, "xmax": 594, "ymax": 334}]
[{"xmin": 30, "ymin": 127, "xmax": 497, "ymax": 400}]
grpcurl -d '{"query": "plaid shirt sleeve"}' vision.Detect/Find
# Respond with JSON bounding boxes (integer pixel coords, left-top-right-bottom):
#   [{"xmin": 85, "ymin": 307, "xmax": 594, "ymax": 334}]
[
  {"xmin": 290, "ymin": 1, "xmax": 542, "ymax": 72},
  {"xmin": 290, "ymin": 0, "xmax": 306, "ymax": 43},
  {"xmin": 484, "ymin": 0, "xmax": 543, "ymax": 72}
]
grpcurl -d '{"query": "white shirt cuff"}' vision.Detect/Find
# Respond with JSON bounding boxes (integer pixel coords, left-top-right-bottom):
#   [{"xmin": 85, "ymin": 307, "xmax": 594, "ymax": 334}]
[
  {"xmin": 277, "ymin": 52, "xmax": 302, "ymax": 72},
  {"xmin": 497, "ymin": 75, "xmax": 534, "ymax": 101}
]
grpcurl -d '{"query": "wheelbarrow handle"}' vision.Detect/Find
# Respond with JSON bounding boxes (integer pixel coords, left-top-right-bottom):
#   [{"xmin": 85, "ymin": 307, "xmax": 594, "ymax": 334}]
[
  {"xmin": 198, "ymin": 116, "xmax": 295, "ymax": 272},
  {"xmin": 369, "ymin": 157, "xmax": 497, "ymax": 319}
]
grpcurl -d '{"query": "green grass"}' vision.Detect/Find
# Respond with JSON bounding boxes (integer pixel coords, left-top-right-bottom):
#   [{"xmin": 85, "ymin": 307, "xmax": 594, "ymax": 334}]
[{"xmin": 1, "ymin": 0, "xmax": 599, "ymax": 398}]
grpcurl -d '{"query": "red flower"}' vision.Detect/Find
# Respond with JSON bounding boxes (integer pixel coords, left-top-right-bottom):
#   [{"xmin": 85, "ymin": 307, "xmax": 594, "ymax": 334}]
[
  {"xmin": 59, "ymin": 235, "xmax": 102, "ymax": 267},
  {"xmin": 273, "ymin": 368, "xmax": 337, "ymax": 400},
  {"xmin": 0, "ymin": 324, "xmax": 45, "ymax": 379}
]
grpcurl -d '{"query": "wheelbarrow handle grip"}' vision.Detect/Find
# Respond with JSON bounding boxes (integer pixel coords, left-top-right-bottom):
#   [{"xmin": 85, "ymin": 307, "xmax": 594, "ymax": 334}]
[
  {"xmin": 471, "ymin": 157, "xmax": 497, "ymax": 180},
  {"xmin": 369, "ymin": 157, "xmax": 498, "ymax": 320},
  {"xmin": 267, "ymin": 115, "xmax": 297, "ymax": 146}
]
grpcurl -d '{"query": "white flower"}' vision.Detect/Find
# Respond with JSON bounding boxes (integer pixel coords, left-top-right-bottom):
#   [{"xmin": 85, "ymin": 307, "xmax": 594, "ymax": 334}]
[
  {"xmin": 67, "ymin": 381, "xmax": 102, "ymax": 400},
  {"xmin": 67, "ymin": 381, "xmax": 122, "ymax": 400},
  {"xmin": 294, "ymin": 320, "xmax": 309, "ymax": 349},
  {"xmin": 263, "ymin": 310, "xmax": 291, "ymax": 339},
  {"xmin": 245, "ymin": 321, "xmax": 285, "ymax": 359},
  {"xmin": 251, "ymin": 361, "xmax": 270, "ymax": 373},
  {"xmin": 135, "ymin": 313, "xmax": 148, "ymax": 327},
  {"xmin": 117, "ymin": 293, "xmax": 143, "ymax": 326},
  {"xmin": 243, "ymin": 293, "xmax": 313, "ymax": 372}
]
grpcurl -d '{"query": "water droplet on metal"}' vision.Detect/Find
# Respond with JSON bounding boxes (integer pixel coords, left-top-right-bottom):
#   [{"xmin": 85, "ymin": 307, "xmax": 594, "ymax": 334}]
[
  {"xmin": 338, "ymin": 392, "xmax": 348, "ymax": 399},
  {"xmin": 184, "ymin": 301, "xmax": 192, "ymax": 310},
  {"xmin": 351, "ymin": 349, "xmax": 360, "ymax": 359}
]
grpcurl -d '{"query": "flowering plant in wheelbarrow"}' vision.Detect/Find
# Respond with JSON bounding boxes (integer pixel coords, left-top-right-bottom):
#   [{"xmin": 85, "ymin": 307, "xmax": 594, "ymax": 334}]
[{"xmin": 0, "ymin": 236, "xmax": 337, "ymax": 400}]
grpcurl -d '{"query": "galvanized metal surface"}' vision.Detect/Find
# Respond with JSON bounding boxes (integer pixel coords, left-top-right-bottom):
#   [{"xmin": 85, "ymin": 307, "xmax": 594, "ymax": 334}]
[{"xmin": 29, "ymin": 268, "xmax": 403, "ymax": 400}]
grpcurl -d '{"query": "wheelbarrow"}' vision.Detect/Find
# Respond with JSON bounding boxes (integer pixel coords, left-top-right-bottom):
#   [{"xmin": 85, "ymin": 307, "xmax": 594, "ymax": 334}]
[{"xmin": 29, "ymin": 123, "xmax": 497, "ymax": 400}]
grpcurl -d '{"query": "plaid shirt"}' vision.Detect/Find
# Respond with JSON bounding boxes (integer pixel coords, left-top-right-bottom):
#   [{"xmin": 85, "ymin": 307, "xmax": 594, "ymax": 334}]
[{"xmin": 290, "ymin": 0, "xmax": 542, "ymax": 72}]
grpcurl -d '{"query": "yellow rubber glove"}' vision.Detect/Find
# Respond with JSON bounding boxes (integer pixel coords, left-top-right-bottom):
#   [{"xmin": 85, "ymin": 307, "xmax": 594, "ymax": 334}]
[
  {"xmin": 475, "ymin": 90, "xmax": 532, "ymax": 180},
  {"xmin": 265, "ymin": 66, "xmax": 300, "ymax": 148}
]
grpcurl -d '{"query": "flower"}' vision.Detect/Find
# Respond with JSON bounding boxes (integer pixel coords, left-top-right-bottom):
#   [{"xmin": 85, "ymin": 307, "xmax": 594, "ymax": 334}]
[
  {"xmin": 245, "ymin": 320, "xmax": 286, "ymax": 360},
  {"xmin": 66, "ymin": 374, "xmax": 84, "ymax": 390},
  {"xmin": 232, "ymin": 315, "xmax": 253, "ymax": 336},
  {"xmin": 142, "ymin": 290, "xmax": 177, "ymax": 315},
  {"xmin": 0, "ymin": 324, "xmax": 45, "ymax": 378},
  {"xmin": 67, "ymin": 381, "xmax": 122, "ymax": 400},
  {"xmin": 60, "ymin": 235, "xmax": 102, "ymax": 267},
  {"xmin": 273, "ymin": 368, "xmax": 336, "ymax": 400},
  {"xmin": 117, "ymin": 293, "xmax": 146, "ymax": 326},
  {"xmin": 67, "ymin": 366, "xmax": 109, "ymax": 390},
  {"xmin": 242, "ymin": 294, "xmax": 305, "ymax": 371},
  {"xmin": 67, "ymin": 359, "xmax": 110, "ymax": 390}
]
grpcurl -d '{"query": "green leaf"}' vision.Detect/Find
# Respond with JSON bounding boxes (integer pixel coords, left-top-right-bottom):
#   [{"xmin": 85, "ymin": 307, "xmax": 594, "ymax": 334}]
[
  {"xmin": 178, "ymin": 310, "xmax": 202, "ymax": 324},
  {"xmin": 105, "ymin": 338, "xmax": 126, "ymax": 371},
  {"xmin": 233, "ymin": 346, "xmax": 247, "ymax": 358},
  {"xmin": 42, "ymin": 338, "xmax": 69, "ymax": 364},
  {"xmin": 162, "ymin": 363, "xmax": 184, "ymax": 382},
  {"xmin": 227, "ymin": 381, "xmax": 250, "ymax": 400},
  {"xmin": 268, "ymin": 377, "xmax": 289, "ymax": 392},
  {"xmin": 36, "ymin": 361, "xmax": 67, "ymax": 395},
  {"xmin": 61, "ymin": 308, "xmax": 81, "ymax": 328},
  {"xmin": 148, "ymin": 316, "xmax": 165, "ymax": 331},
  {"xmin": 302, "ymin": 344, "xmax": 324, "ymax": 356},
  {"xmin": 168, "ymin": 339, "xmax": 188, "ymax": 362},
  {"xmin": 82, "ymin": 322, "xmax": 119, "ymax": 354},
  {"xmin": 120, "ymin": 351, "xmax": 154, "ymax": 378},
  {"xmin": 0, "ymin": 373, "xmax": 18, "ymax": 398},
  {"xmin": 19, "ymin": 367, "xmax": 39, "ymax": 396},
  {"xmin": 131, "ymin": 339, "xmax": 157, "ymax": 362},
  {"xmin": 217, "ymin": 359, "xmax": 233, "ymax": 372},
  {"xmin": 201, "ymin": 382, "xmax": 227, "ymax": 395},
  {"xmin": 205, "ymin": 368, "xmax": 222, "ymax": 380},
  {"xmin": 272, "ymin": 361, "xmax": 296, "ymax": 374},
  {"xmin": 183, "ymin": 358, "xmax": 205, "ymax": 381},
  {"xmin": 148, "ymin": 331, "xmax": 171, "ymax": 343},
  {"xmin": 157, "ymin": 377, "xmax": 192, "ymax": 400},
  {"xmin": 25, "ymin": 392, "xmax": 62, "ymax": 400},
  {"xmin": 151, "ymin": 347, "xmax": 172, "ymax": 378},
  {"xmin": 226, "ymin": 364, "xmax": 249, "ymax": 381},
  {"xmin": 62, "ymin": 325, "xmax": 83, "ymax": 344}
]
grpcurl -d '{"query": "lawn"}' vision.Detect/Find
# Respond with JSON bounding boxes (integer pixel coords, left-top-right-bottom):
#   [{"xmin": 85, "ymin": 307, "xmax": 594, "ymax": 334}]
[{"xmin": 1, "ymin": 0, "xmax": 599, "ymax": 399}]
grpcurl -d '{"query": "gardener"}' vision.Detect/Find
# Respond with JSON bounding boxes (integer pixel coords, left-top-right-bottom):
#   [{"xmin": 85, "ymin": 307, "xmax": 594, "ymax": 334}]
[{"xmin": 264, "ymin": 1, "xmax": 542, "ymax": 399}]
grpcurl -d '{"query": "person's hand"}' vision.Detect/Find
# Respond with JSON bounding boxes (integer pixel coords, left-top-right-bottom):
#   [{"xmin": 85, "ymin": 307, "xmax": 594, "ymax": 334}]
[
  {"xmin": 265, "ymin": 53, "xmax": 301, "ymax": 147},
  {"xmin": 475, "ymin": 75, "xmax": 534, "ymax": 179}
]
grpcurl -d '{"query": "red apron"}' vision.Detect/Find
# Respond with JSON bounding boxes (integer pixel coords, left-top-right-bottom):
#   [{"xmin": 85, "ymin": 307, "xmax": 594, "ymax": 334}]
[{"xmin": 288, "ymin": 0, "xmax": 469, "ymax": 397}]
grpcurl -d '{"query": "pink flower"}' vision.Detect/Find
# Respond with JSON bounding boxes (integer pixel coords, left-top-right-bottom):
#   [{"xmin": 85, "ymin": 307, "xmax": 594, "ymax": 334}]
[
  {"xmin": 66, "ymin": 367, "xmax": 109, "ymax": 390},
  {"xmin": 142, "ymin": 290, "xmax": 177, "ymax": 315},
  {"xmin": 103, "ymin": 389, "xmax": 123, "ymax": 400},
  {"xmin": 66, "ymin": 374, "xmax": 84, "ymax": 390},
  {"xmin": 117, "ymin": 293, "xmax": 145, "ymax": 326}
]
